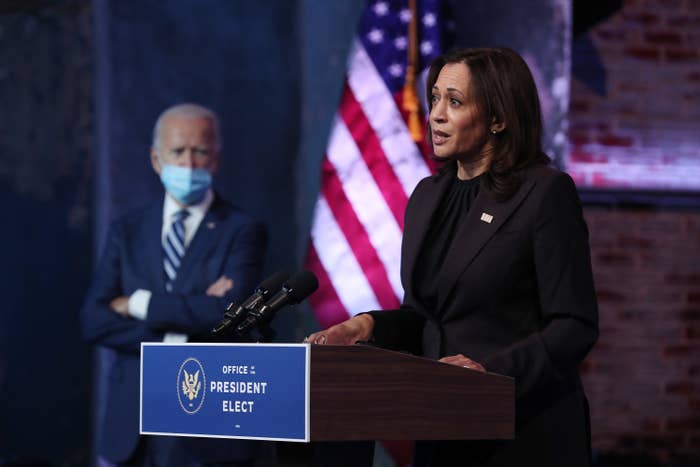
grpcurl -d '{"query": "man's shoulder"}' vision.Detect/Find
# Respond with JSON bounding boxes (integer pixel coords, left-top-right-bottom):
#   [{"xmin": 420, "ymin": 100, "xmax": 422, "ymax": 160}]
[
  {"xmin": 209, "ymin": 194, "xmax": 265, "ymax": 236},
  {"xmin": 209, "ymin": 195, "xmax": 261, "ymax": 226}
]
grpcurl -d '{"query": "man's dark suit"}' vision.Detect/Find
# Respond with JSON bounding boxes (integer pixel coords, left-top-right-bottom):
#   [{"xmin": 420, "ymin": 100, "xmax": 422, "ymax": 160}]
[
  {"xmin": 81, "ymin": 195, "xmax": 266, "ymax": 465},
  {"xmin": 371, "ymin": 163, "xmax": 598, "ymax": 466}
]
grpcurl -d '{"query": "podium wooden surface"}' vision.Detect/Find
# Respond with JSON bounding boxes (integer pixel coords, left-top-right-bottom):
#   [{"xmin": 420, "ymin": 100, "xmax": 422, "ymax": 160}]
[{"xmin": 309, "ymin": 344, "xmax": 514, "ymax": 441}]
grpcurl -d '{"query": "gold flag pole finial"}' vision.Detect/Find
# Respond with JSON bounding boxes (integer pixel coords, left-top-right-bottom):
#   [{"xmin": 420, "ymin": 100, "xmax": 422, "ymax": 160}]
[{"xmin": 402, "ymin": 0, "xmax": 423, "ymax": 143}]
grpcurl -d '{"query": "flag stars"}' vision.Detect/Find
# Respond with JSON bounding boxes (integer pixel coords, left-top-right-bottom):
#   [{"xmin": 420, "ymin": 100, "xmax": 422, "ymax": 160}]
[
  {"xmin": 423, "ymin": 13, "xmax": 436, "ymax": 27},
  {"xmin": 399, "ymin": 9, "xmax": 412, "ymax": 23},
  {"xmin": 394, "ymin": 36, "xmax": 407, "ymax": 50},
  {"xmin": 367, "ymin": 28, "xmax": 384, "ymax": 44},
  {"xmin": 420, "ymin": 40, "xmax": 434, "ymax": 56},
  {"xmin": 373, "ymin": 1, "xmax": 389, "ymax": 16},
  {"xmin": 388, "ymin": 63, "xmax": 404, "ymax": 77}
]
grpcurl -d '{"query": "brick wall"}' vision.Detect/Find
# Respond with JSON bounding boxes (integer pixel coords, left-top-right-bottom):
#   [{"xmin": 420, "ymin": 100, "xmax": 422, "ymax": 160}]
[
  {"xmin": 569, "ymin": 0, "xmax": 700, "ymax": 463},
  {"xmin": 581, "ymin": 207, "xmax": 700, "ymax": 463},
  {"xmin": 567, "ymin": 0, "xmax": 700, "ymax": 190}
]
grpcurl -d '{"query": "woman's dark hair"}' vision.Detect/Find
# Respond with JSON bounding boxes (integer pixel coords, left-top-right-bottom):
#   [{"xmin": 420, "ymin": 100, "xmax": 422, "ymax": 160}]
[{"xmin": 426, "ymin": 47, "xmax": 550, "ymax": 201}]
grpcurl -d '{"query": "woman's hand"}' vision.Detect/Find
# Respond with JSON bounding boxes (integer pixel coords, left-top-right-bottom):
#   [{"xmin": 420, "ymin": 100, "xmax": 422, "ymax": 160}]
[
  {"xmin": 305, "ymin": 314, "xmax": 375, "ymax": 345},
  {"xmin": 439, "ymin": 354, "xmax": 486, "ymax": 372}
]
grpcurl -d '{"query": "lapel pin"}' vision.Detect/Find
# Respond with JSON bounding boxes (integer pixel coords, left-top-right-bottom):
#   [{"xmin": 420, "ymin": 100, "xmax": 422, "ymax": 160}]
[
  {"xmin": 207, "ymin": 222, "xmax": 216, "ymax": 229},
  {"xmin": 480, "ymin": 212, "xmax": 493, "ymax": 224}
]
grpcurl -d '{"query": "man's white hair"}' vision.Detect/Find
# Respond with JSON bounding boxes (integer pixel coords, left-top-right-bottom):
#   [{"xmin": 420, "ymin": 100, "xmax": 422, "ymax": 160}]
[{"xmin": 152, "ymin": 103, "xmax": 221, "ymax": 153}]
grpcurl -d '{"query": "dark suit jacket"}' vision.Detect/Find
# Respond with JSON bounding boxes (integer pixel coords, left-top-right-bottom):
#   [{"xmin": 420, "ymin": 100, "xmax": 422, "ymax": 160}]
[
  {"xmin": 370, "ymin": 163, "xmax": 598, "ymax": 467},
  {"xmin": 81, "ymin": 195, "xmax": 267, "ymax": 464}
]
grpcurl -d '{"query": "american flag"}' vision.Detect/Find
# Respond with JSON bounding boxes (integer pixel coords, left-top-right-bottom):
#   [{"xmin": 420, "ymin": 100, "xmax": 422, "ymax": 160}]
[{"xmin": 306, "ymin": 0, "xmax": 449, "ymax": 330}]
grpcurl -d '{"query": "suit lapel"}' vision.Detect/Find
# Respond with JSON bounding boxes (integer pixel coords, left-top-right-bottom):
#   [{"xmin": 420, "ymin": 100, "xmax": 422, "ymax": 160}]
[
  {"xmin": 173, "ymin": 199, "xmax": 227, "ymax": 290},
  {"xmin": 402, "ymin": 171, "xmax": 453, "ymax": 293},
  {"xmin": 435, "ymin": 176, "xmax": 536, "ymax": 310},
  {"xmin": 139, "ymin": 202, "xmax": 166, "ymax": 292}
]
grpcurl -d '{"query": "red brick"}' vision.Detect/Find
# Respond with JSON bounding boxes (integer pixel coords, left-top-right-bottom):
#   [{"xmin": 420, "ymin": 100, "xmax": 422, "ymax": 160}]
[
  {"xmin": 569, "ymin": 151, "xmax": 603, "ymax": 163},
  {"xmin": 570, "ymin": 133, "xmax": 590, "ymax": 146},
  {"xmin": 687, "ymin": 217, "xmax": 700, "ymax": 234},
  {"xmin": 596, "ymin": 29, "xmax": 628, "ymax": 41},
  {"xmin": 642, "ymin": 419, "xmax": 662, "ymax": 432},
  {"xmin": 624, "ymin": 46, "xmax": 662, "ymax": 61},
  {"xmin": 655, "ymin": 0, "xmax": 684, "ymax": 8},
  {"xmin": 598, "ymin": 134, "xmax": 635, "ymax": 147},
  {"xmin": 569, "ymin": 100, "xmax": 590, "ymax": 113},
  {"xmin": 596, "ymin": 289, "xmax": 627, "ymax": 303},
  {"xmin": 638, "ymin": 218, "xmax": 683, "ymax": 233},
  {"xmin": 663, "ymin": 344, "xmax": 695, "ymax": 357},
  {"xmin": 666, "ymin": 48, "xmax": 699, "ymax": 61},
  {"xmin": 668, "ymin": 16, "xmax": 700, "ymax": 28},
  {"xmin": 618, "ymin": 234, "xmax": 654, "ymax": 249},
  {"xmin": 666, "ymin": 273, "xmax": 700, "ymax": 285},
  {"xmin": 591, "ymin": 173, "xmax": 616, "ymax": 187},
  {"xmin": 688, "ymin": 436, "xmax": 700, "ymax": 451},
  {"xmin": 617, "ymin": 310, "xmax": 650, "ymax": 320},
  {"xmin": 665, "ymin": 416, "xmax": 700, "ymax": 431},
  {"xmin": 665, "ymin": 381, "xmax": 695, "ymax": 395},
  {"xmin": 645, "ymin": 31, "xmax": 683, "ymax": 45},
  {"xmin": 683, "ymin": 323, "xmax": 700, "ymax": 339},
  {"xmin": 624, "ymin": 12, "xmax": 661, "ymax": 26},
  {"xmin": 678, "ymin": 309, "xmax": 700, "ymax": 321},
  {"xmin": 618, "ymin": 434, "xmax": 684, "ymax": 450},
  {"xmin": 617, "ymin": 82, "xmax": 649, "ymax": 94},
  {"xmin": 598, "ymin": 251, "xmax": 635, "ymax": 265}
]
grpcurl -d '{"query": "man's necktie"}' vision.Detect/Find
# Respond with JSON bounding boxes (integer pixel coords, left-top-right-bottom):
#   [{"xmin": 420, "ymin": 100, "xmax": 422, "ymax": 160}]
[{"xmin": 163, "ymin": 209, "xmax": 190, "ymax": 292}]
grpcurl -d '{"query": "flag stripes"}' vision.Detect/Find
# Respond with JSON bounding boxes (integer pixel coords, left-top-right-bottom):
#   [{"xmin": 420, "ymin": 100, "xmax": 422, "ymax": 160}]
[
  {"xmin": 307, "ymin": 1, "xmax": 443, "ymax": 330},
  {"xmin": 326, "ymin": 117, "xmax": 404, "ymax": 299},
  {"xmin": 321, "ymin": 158, "xmax": 401, "ymax": 311}
]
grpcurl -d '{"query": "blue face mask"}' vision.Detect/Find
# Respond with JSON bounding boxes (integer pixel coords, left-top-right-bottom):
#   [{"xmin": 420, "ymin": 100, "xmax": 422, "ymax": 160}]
[{"xmin": 159, "ymin": 164, "xmax": 212, "ymax": 205}]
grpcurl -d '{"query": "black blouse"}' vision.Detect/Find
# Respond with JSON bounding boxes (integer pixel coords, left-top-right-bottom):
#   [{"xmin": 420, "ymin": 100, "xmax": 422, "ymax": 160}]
[{"xmin": 413, "ymin": 173, "xmax": 482, "ymax": 312}]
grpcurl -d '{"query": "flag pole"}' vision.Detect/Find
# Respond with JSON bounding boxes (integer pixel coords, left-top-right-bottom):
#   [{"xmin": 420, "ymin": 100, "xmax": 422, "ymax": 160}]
[{"xmin": 402, "ymin": 0, "xmax": 423, "ymax": 143}]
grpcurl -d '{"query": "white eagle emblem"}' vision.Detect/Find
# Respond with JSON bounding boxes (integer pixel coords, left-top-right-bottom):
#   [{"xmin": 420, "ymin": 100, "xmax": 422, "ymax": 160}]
[{"xmin": 181, "ymin": 369, "xmax": 201, "ymax": 400}]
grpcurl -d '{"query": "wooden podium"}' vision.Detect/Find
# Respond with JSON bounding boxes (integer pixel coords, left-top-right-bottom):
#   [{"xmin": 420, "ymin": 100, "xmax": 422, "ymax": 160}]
[
  {"xmin": 140, "ymin": 342, "xmax": 513, "ymax": 444},
  {"xmin": 309, "ymin": 344, "xmax": 514, "ymax": 441}
]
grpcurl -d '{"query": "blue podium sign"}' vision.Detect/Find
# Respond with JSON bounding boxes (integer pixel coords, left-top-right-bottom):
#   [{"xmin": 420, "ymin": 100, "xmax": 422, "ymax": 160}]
[{"xmin": 140, "ymin": 343, "xmax": 310, "ymax": 442}]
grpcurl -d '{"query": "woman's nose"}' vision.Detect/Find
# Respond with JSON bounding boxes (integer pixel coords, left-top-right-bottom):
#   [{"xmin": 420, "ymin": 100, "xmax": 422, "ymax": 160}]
[{"xmin": 430, "ymin": 101, "xmax": 446, "ymax": 123}]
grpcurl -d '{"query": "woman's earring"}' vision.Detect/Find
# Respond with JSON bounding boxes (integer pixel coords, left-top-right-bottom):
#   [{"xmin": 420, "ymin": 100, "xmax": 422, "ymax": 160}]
[{"xmin": 491, "ymin": 129, "xmax": 497, "ymax": 134}]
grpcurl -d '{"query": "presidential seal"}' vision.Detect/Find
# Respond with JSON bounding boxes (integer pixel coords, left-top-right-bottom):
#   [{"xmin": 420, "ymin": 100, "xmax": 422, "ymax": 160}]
[{"xmin": 177, "ymin": 357, "xmax": 206, "ymax": 414}]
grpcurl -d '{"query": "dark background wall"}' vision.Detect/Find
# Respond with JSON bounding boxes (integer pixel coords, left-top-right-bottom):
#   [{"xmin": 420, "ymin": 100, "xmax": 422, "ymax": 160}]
[
  {"xmin": 0, "ymin": 1, "xmax": 93, "ymax": 464},
  {"xmin": 0, "ymin": 0, "xmax": 698, "ymax": 466}
]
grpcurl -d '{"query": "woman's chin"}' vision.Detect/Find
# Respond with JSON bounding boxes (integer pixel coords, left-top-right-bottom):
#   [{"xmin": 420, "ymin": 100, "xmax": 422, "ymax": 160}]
[{"xmin": 430, "ymin": 150, "xmax": 455, "ymax": 162}]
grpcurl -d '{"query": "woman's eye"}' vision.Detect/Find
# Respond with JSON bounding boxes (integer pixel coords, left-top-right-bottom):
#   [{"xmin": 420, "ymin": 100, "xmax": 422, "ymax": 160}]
[
  {"xmin": 450, "ymin": 98, "xmax": 461, "ymax": 106},
  {"xmin": 430, "ymin": 95, "xmax": 439, "ymax": 103}
]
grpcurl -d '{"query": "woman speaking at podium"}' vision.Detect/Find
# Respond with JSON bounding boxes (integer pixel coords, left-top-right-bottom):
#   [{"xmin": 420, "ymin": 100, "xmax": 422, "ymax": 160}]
[{"xmin": 308, "ymin": 47, "xmax": 598, "ymax": 467}]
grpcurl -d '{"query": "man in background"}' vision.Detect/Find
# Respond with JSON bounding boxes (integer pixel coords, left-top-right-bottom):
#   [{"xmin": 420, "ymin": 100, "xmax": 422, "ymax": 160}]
[{"xmin": 81, "ymin": 103, "xmax": 266, "ymax": 466}]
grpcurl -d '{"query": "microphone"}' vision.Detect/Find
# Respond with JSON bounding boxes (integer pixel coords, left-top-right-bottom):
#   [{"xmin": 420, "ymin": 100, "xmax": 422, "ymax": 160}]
[
  {"xmin": 211, "ymin": 271, "xmax": 290, "ymax": 336},
  {"xmin": 235, "ymin": 270, "xmax": 319, "ymax": 336}
]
